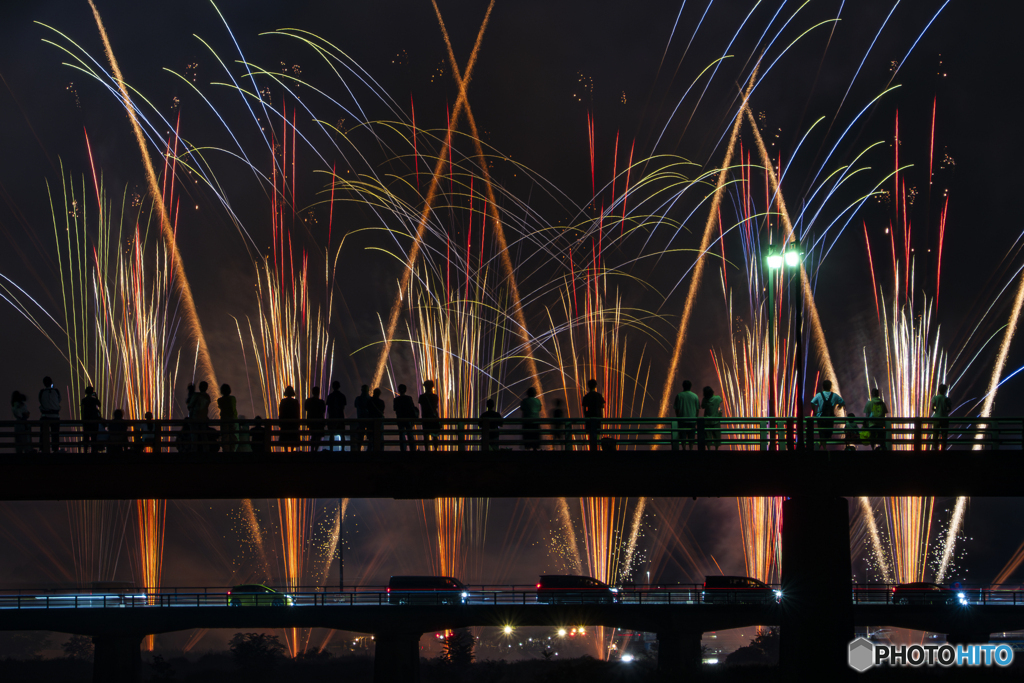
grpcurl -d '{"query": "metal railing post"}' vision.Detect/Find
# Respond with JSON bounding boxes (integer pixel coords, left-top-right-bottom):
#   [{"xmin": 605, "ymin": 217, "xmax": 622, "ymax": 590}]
[
  {"xmin": 372, "ymin": 419, "xmax": 383, "ymax": 451},
  {"xmin": 913, "ymin": 418, "xmax": 923, "ymax": 450},
  {"xmin": 40, "ymin": 422, "xmax": 50, "ymax": 454},
  {"xmin": 697, "ymin": 419, "xmax": 706, "ymax": 451}
]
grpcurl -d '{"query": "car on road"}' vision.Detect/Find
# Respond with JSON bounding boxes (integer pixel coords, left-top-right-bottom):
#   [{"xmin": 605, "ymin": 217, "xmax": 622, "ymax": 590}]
[
  {"xmin": 386, "ymin": 576, "xmax": 469, "ymax": 605},
  {"xmin": 535, "ymin": 575, "xmax": 619, "ymax": 604},
  {"xmin": 228, "ymin": 584, "xmax": 293, "ymax": 607},
  {"xmin": 891, "ymin": 582, "xmax": 966, "ymax": 606},
  {"xmin": 701, "ymin": 576, "xmax": 779, "ymax": 604}
]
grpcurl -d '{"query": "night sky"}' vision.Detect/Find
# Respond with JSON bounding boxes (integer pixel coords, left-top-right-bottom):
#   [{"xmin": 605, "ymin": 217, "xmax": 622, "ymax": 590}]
[{"xmin": 0, "ymin": 0, "xmax": 1023, "ymax": 652}]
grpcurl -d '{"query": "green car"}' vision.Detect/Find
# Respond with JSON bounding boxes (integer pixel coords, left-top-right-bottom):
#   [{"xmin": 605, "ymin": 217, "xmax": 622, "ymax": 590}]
[{"xmin": 228, "ymin": 584, "xmax": 294, "ymax": 607}]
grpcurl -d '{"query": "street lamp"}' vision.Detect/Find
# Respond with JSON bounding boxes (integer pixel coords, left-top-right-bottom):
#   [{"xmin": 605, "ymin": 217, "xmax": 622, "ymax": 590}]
[
  {"xmin": 766, "ymin": 245, "xmax": 781, "ymax": 450},
  {"xmin": 784, "ymin": 241, "xmax": 805, "ymax": 449},
  {"xmin": 766, "ymin": 241, "xmax": 805, "ymax": 450}
]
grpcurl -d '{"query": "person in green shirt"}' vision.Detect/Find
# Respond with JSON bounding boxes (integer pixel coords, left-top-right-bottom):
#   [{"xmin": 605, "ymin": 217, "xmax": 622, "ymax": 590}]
[
  {"xmin": 701, "ymin": 386, "xmax": 723, "ymax": 450},
  {"xmin": 673, "ymin": 380, "xmax": 700, "ymax": 450},
  {"xmin": 863, "ymin": 388, "xmax": 888, "ymax": 450},
  {"xmin": 520, "ymin": 386, "xmax": 542, "ymax": 451}
]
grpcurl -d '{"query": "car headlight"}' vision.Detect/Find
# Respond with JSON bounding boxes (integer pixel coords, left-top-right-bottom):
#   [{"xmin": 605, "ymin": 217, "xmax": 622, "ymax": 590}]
[
  {"xmin": 609, "ymin": 588, "xmax": 618, "ymax": 593},
  {"xmin": 461, "ymin": 592, "xmax": 468, "ymax": 599}
]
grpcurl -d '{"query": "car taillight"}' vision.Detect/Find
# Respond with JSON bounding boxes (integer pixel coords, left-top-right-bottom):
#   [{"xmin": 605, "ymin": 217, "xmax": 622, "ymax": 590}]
[
  {"xmin": 386, "ymin": 588, "xmax": 390, "ymax": 593},
  {"xmin": 536, "ymin": 583, "xmax": 541, "ymax": 589},
  {"xmin": 227, "ymin": 591, "xmax": 231, "ymax": 595}
]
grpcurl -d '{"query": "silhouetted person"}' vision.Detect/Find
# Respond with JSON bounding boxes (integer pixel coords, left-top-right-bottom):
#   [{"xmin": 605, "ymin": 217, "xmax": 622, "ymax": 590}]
[
  {"xmin": 217, "ymin": 384, "xmax": 238, "ymax": 452},
  {"xmin": 188, "ymin": 382, "xmax": 211, "ymax": 421},
  {"xmin": 186, "ymin": 381, "xmax": 211, "ymax": 451},
  {"xmin": 39, "ymin": 376, "xmax": 61, "ymax": 452},
  {"xmin": 864, "ymin": 388, "xmax": 889, "ymax": 450},
  {"xmin": 479, "ymin": 399, "xmax": 503, "ymax": 451},
  {"xmin": 326, "ymin": 380, "xmax": 348, "ymax": 450},
  {"xmin": 419, "ymin": 380, "xmax": 441, "ymax": 451},
  {"xmin": 138, "ymin": 411, "xmax": 155, "ymax": 453},
  {"xmin": 581, "ymin": 379, "xmax": 605, "ymax": 452},
  {"xmin": 304, "ymin": 386, "xmax": 326, "ymax": 452},
  {"xmin": 249, "ymin": 416, "xmax": 268, "ymax": 453},
  {"xmin": 520, "ymin": 387, "xmax": 542, "ymax": 451},
  {"xmin": 810, "ymin": 380, "xmax": 845, "ymax": 450},
  {"xmin": 108, "ymin": 409, "xmax": 128, "ymax": 456},
  {"xmin": 353, "ymin": 385, "xmax": 372, "ymax": 451},
  {"xmin": 701, "ymin": 386, "xmax": 723, "ymax": 450},
  {"xmin": 673, "ymin": 380, "xmax": 699, "ymax": 450},
  {"xmin": 551, "ymin": 398, "xmax": 569, "ymax": 450},
  {"xmin": 80, "ymin": 386, "xmax": 102, "ymax": 453},
  {"xmin": 931, "ymin": 384, "xmax": 951, "ymax": 450},
  {"xmin": 11, "ymin": 391, "xmax": 30, "ymax": 454},
  {"xmin": 278, "ymin": 386, "xmax": 300, "ymax": 451},
  {"xmin": 369, "ymin": 388, "xmax": 386, "ymax": 450},
  {"xmin": 393, "ymin": 384, "xmax": 417, "ymax": 453}
]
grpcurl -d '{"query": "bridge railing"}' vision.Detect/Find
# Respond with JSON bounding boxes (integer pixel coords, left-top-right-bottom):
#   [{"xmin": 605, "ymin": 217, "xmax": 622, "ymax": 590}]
[
  {"xmin": 0, "ymin": 416, "xmax": 1020, "ymax": 453},
  {"xmin": 852, "ymin": 584, "xmax": 1024, "ymax": 605},
  {"xmin": 3, "ymin": 584, "xmax": 1023, "ymax": 608},
  {"xmin": 0, "ymin": 583, "xmax": 768, "ymax": 608}
]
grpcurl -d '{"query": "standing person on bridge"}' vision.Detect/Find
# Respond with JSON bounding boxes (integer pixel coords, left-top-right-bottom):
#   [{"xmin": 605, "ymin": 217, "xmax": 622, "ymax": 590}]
[
  {"xmin": 810, "ymin": 380, "xmax": 845, "ymax": 450},
  {"xmin": 520, "ymin": 386, "xmax": 542, "ymax": 451},
  {"xmin": 249, "ymin": 416, "xmax": 267, "ymax": 453},
  {"xmin": 217, "ymin": 384, "xmax": 238, "ymax": 452},
  {"xmin": 326, "ymin": 380, "xmax": 347, "ymax": 451},
  {"xmin": 551, "ymin": 397, "xmax": 570, "ymax": 450},
  {"xmin": 304, "ymin": 386, "xmax": 326, "ymax": 452},
  {"xmin": 931, "ymin": 384, "xmax": 952, "ymax": 450},
  {"xmin": 353, "ymin": 385, "xmax": 372, "ymax": 451},
  {"xmin": 11, "ymin": 391, "xmax": 30, "ymax": 454},
  {"xmin": 137, "ymin": 411, "xmax": 156, "ymax": 453},
  {"xmin": 80, "ymin": 386, "xmax": 102, "ymax": 454},
  {"xmin": 479, "ymin": 399, "xmax": 503, "ymax": 451},
  {"xmin": 582, "ymin": 379, "xmax": 606, "ymax": 451},
  {"xmin": 278, "ymin": 386, "xmax": 300, "ymax": 451},
  {"xmin": 701, "ymin": 386, "xmax": 723, "ymax": 450},
  {"xmin": 419, "ymin": 380, "xmax": 441, "ymax": 451},
  {"xmin": 39, "ymin": 376, "xmax": 61, "ymax": 452},
  {"xmin": 370, "ymin": 388, "xmax": 386, "ymax": 450},
  {"xmin": 673, "ymin": 380, "xmax": 700, "ymax": 450},
  {"xmin": 107, "ymin": 409, "xmax": 128, "ymax": 455},
  {"xmin": 863, "ymin": 388, "xmax": 889, "ymax": 450},
  {"xmin": 393, "ymin": 384, "xmax": 417, "ymax": 453}
]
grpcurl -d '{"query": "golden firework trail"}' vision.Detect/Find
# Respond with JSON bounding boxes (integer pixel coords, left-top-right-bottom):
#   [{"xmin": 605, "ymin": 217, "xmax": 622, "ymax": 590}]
[
  {"xmin": 371, "ymin": 0, "xmax": 497, "ymax": 388},
  {"xmin": 658, "ymin": 67, "xmax": 758, "ymax": 419},
  {"xmin": 432, "ymin": 0, "xmax": 545, "ymax": 406},
  {"xmin": 86, "ymin": 0, "xmax": 218, "ymax": 401}
]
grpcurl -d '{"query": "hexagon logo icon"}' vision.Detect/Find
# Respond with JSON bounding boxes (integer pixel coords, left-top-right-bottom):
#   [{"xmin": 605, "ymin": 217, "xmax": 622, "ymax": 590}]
[{"xmin": 848, "ymin": 637, "xmax": 875, "ymax": 672}]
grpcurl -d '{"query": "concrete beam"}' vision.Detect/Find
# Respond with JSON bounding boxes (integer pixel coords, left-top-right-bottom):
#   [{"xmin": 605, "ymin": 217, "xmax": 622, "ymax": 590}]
[{"xmin": 1, "ymin": 451, "xmax": 1021, "ymax": 500}]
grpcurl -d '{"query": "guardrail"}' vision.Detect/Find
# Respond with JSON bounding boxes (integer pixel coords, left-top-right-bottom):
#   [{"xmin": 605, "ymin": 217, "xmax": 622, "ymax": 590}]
[
  {"xmin": 2, "ymin": 584, "xmax": 1022, "ymax": 609},
  {"xmin": 0, "ymin": 416, "xmax": 1020, "ymax": 453}
]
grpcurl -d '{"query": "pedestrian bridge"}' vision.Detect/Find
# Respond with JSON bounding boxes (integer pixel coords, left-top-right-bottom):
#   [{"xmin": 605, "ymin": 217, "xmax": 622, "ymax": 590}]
[{"xmin": 1, "ymin": 417, "xmax": 1022, "ymax": 500}]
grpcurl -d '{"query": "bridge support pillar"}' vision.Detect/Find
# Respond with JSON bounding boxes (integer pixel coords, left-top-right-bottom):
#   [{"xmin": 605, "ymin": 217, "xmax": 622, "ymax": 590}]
[
  {"xmin": 780, "ymin": 496, "xmax": 852, "ymax": 678},
  {"xmin": 92, "ymin": 633, "xmax": 143, "ymax": 683},
  {"xmin": 373, "ymin": 632, "xmax": 421, "ymax": 683},
  {"xmin": 657, "ymin": 628, "xmax": 702, "ymax": 676}
]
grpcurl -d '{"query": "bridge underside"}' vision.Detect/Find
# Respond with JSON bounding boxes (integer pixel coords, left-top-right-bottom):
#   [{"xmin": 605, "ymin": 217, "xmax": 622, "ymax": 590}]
[{"xmin": 2, "ymin": 450, "xmax": 1022, "ymax": 500}]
